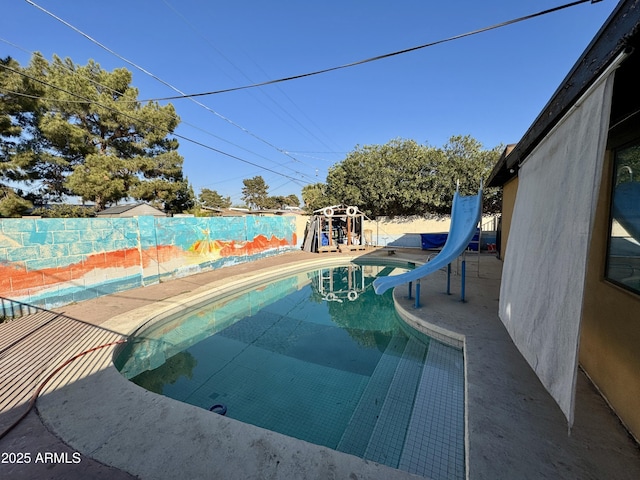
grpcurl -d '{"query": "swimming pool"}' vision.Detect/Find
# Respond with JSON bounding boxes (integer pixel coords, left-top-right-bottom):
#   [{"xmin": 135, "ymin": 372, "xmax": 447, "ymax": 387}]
[{"xmin": 115, "ymin": 260, "xmax": 465, "ymax": 480}]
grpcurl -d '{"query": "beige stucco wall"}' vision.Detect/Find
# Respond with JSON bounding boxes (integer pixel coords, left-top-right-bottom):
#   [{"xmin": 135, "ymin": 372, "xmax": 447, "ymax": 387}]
[
  {"xmin": 364, "ymin": 215, "xmax": 452, "ymax": 236},
  {"xmin": 292, "ymin": 213, "xmax": 499, "ymax": 249},
  {"xmin": 580, "ymin": 152, "xmax": 640, "ymax": 442},
  {"xmin": 293, "ymin": 214, "xmax": 455, "ymax": 248},
  {"xmin": 499, "ymin": 176, "xmax": 518, "ymax": 260}
]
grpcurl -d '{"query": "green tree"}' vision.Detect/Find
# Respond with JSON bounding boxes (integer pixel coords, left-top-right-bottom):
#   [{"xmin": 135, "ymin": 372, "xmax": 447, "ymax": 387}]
[
  {"xmin": 17, "ymin": 54, "xmax": 191, "ymax": 211},
  {"xmin": 0, "ymin": 186, "xmax": 32, "ymax": 217},
  {"xmin": 0, "ymin": 57, "xmax": 39, "ymax": 216},
  {"xmin": 31, "ymin": 204, "xmax": 96, "ymax": 218},
  {"xmin": 130, "ymin": 154, "xmax": 195, "ymax": 214},
  {"xmin": 326, "ymin": 138, "xmax": 432, "ymax": 217},
  {"xmin": 301, "ymin": 182, "xmax": 333, "ymax": 212},
  {"xmin": 324, "ymin": 136, "xmax": 502, "ymax": 217},
  {"xmin": 0, "ymin": 56, "xmax": 44, "ymax": 203},
  {"xmin": 437, "ymin": 135, "xmax": 502, "ymax": 214},
  {"xmin": 241, "ymin": 175, "xmax": 269, "ymax": 209},
  {"xmin": 284, "ymin": 194, "xmax": 300, "ymax": 208},
  {"xmin": 262, "ymin": 195, "xmax": 278, "ymax": 209},
  {"xmin": 198, "ymin": 188, "xmax": 231, "ymax": 209},
  {"xmin": 164, "ymin": 180, "xmax": 195, "ymax": 215},
  {"xmin": 1, "ymin": 57, "xmax": 30, "ymax": 173},
  {"xmin": 266, "ymin": 194, "xmax": 300, "ymax": 209}
]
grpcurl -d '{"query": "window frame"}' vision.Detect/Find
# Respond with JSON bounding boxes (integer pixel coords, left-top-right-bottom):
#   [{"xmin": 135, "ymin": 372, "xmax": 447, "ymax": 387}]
[{"xmin": 604, "ymin": 138, "xmax": 640, "ymax": 296}]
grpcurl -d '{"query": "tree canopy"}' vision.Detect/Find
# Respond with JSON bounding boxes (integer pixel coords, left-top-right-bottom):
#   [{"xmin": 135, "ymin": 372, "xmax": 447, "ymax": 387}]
[
  {"xmin": 2, "ymin": 54, "xmax": 503, "ymax": 219},
  {"xmin": 198, "ymin": 188, "xmax": 231, "ymax": 209},
  {"xmin": 264, "ymin": 194, "xmax": 300, "ymax": 209},
  {"xmin": 0, "ymin": 53, "xmax": 194, "ymax": 215},
  {"xmin": 303, "ymin": 136, "xmax": 502, "ymax": 217},
  {"xmin": 240, "ymin": 175, "xmax": 300, "ymax": 210},
  {"xmin": 301, "ymin": 183, "xmax": 330, "ymax": 213},
  {"xmin": 241, "ymin": 176, "xmax": 269, "ymax": 209}
]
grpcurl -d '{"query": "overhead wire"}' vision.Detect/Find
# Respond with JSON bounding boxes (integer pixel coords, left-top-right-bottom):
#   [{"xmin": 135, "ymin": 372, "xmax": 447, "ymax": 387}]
[
  {"xmin": 0, "ymin": 62, "xmax": 313, "ymax": 186},
  {"xmin": 244, "ymin": 56, "xmax": 341, "ymax": 153},
  {"xmin": 1, "ymin": 31, "xmax": 337, "ymax": 167},
  {"xmin": 178, "ymin": 119, "xmax": 317, "ymax": 183},
  {"xmin": 24, "ymin": 0, "xmax": 315, "ymax": 174},
  {"xmin": 2, "ymin": 17, "xmax": 330, "ymax": 186},
  {"xmin": 160, "ymin": 0, "xmax": 340, "ymax": 157},
  {"xmin": 154, "ymin": 1, "xmax": 328, "ymax": 174},
  {"xmin": 23, "ymin": 0, "xmax": 597, "ymax": 177},
  {"xmin": 284, "ymin": 151, "xmax": 346, "ymax": 163},
  {"xmin": 13, "ymin": 0, "xmax": 599, "ymax": 191},
  {"xmin": 0, "ymin": 45, "xmax": 319, "ymax": 185},
  {"xmin": 147, "ymin": 0, "xmax": 599, "ymax": 173},
  {"xmin": 123, "ymin": 0, "xmax": 597, "ymax": 102}
]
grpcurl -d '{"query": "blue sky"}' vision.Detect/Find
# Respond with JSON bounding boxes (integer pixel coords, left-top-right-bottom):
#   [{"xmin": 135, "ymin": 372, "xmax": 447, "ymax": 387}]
[{"xmin": 1, "ymin": 0, "xmax": 619, "ymax": 205}]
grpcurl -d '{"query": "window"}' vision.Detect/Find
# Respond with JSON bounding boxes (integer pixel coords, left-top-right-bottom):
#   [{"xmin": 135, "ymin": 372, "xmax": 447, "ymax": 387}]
[{"xmin": 605, "ymin": 141, "xmax": 640, "ymax": 295}]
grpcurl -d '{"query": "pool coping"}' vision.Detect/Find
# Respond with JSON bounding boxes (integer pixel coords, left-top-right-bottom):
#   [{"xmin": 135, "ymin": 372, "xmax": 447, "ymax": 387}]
[
  {"xmin": 36, "ymin": 254, "xmax": 431, "ymax": 480},
  {"xmin": 30, "ymin": 249, "xmax": 640, "ymax": 480}
]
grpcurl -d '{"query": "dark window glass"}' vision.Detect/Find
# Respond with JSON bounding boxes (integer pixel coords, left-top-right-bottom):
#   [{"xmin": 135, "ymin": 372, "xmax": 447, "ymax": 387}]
[{"xmin": 606, "ymin": 142, "xmax": 640, "ymax": 294}]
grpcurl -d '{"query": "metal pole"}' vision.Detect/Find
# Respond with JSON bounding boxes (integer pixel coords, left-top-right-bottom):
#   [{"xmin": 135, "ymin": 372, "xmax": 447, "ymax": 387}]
[
  {"xmin": 478, "ymin": 225, "xmax": 481, "ymax": 277},
  {"xmin": 408, "ymin": 281, "xmax": 412, "ymax": 299},
  {"xmin": 415, "ymin": 279, "xmax": 421, "ymax": 308},
  {"xmin": 461, "ymin": 258, "xmax": 466, "ymax": 302}
]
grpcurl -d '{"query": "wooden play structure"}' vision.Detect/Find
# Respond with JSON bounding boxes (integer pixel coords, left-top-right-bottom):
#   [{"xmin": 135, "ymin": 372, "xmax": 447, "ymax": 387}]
[
  {"xmin": 311, "ymin": 264, "xmax": 366, "ymax": 302},
  {"xmin": 302, "ymin": 205, "xmax": 368, "ymax": 253}
]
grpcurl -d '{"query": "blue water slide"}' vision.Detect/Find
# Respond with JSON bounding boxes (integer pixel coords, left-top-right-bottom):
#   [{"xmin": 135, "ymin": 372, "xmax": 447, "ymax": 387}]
[
  {"xmin": 373, "ymin": 188, "xmax": 483, "ymax": 295},
  {"xmin": 613, "ymin": 182, "xmax": 640, "ymax": 242}
]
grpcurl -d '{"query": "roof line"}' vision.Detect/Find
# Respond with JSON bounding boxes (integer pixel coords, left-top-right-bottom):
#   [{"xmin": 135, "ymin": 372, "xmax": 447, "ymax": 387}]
[{"xmin": 488, "ymin": 0, "xmax": 640, "ymax": 187}]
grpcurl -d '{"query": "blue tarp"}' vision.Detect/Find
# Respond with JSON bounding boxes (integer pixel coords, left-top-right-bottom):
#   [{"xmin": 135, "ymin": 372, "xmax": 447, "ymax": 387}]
[
  {"xmin": 420, "ymin": 233, "xmax": 448, "ymax": 249},
  {"xmin": 420, "ymin": 231, "xmax": 480, "ymax": 251},
  {"xmin": 373, "ymin": 188, "xmax": 482, "ymax": 295}
]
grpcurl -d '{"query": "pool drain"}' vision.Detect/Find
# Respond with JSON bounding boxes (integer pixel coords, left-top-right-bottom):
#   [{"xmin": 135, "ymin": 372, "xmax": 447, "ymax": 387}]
[{"xmin": 209, "ymin": 404, "xmax": 227, "ymax": 416}]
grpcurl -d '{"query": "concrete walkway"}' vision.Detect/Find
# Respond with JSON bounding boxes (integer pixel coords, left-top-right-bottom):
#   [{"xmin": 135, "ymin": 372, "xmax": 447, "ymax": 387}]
[{"xmin": 1, "ymin": 249, "xmax": 639, "ymax": 479}]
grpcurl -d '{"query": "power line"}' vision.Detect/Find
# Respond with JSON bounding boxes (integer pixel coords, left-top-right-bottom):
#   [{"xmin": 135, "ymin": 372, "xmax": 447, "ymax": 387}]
[
  {"xmin": 0, "ymin": 45, "xmax": 319, "ymax": 184},
  {"xmin": 0, "ymin": 62, "xmax": 314, "ymax": 186},
  {"xmin": 160, "ymin": 0, "xmax": 340, "ymax": 156},
  {"xmin": 25, "ymin": 0, "xmax": 316, "ymax": 174},
  {"xmin": 246, "ymin": 56, "xmax": 341, "ymax": 153},
  {"xmin": 118, "ymin": 0, "xmax": 597, "ymax": 102},
  {"xmin": 15, "ymin": 0, "xmax": 599, "ymax": 188}
]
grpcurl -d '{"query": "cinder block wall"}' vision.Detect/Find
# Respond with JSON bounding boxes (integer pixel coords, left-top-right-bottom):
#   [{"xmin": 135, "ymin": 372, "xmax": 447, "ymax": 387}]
[{"xmin": 0, "ymin": 215, "xmax": 297, "ymax": 308}]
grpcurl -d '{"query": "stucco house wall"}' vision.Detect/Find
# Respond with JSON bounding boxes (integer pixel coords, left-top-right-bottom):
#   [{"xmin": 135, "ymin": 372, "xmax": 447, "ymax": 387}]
[
  {"xmin": 580, "ymin": 129, "xmax": 640, "ymax": 440},
  {"xmin": 487, "ymin": 0, "xmax": 640, "ymax": 441}
]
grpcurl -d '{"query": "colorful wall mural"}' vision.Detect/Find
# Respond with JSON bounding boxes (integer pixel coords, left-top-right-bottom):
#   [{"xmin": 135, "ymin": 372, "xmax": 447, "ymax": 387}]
[{"xmin": 0, "ymin": 215, "xmax": 297, "ymax": 308}]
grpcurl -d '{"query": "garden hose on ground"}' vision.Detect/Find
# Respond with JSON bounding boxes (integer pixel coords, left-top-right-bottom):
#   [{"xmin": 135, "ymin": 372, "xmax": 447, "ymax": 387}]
[{"xmin": 0, "ymin": 339, "xmax": 126, "ymax": 441}]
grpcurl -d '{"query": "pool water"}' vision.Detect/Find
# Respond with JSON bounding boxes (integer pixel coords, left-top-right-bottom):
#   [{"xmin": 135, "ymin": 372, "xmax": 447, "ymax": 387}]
[{"xmin": 116, "ymin": 261, "xmax": 465, "ymax": 480}]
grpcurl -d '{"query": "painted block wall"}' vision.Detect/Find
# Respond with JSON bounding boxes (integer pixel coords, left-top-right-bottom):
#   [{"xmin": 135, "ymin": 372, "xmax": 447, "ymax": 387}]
[{"xmin": 0, "ymin": 215, "xmax": 297, "ymax": 308}]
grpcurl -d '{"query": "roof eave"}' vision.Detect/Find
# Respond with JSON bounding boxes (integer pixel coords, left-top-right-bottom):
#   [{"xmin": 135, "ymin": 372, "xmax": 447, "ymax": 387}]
[{"xmin": 487, "ymin": 0, "xmax": 640, "ymax": 188}]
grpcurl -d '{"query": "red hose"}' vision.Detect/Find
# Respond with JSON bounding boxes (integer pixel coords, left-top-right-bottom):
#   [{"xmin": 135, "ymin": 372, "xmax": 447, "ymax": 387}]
[{"xmin": 0, "ymin": 339, "xmax": 127, "ymax": 440}]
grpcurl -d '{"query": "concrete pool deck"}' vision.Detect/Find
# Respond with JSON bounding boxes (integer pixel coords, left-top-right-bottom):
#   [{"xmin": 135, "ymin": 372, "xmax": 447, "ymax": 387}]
[{"xmin": 1, "ymin": 248, "xmax": 639, "ymax": 479}]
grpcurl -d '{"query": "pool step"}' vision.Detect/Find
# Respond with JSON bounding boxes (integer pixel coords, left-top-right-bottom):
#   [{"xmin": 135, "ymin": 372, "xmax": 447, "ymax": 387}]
[
  {"xmin": 336, "ymin": 334, "xmax": 408, "ymax": 456},
  {"xmin": 398, "ymin": 341, "xmax": 465, "ymax": 478},
  {"xmin": 363, "ymin": 336, "xmax": 427, "ymax": 467}
]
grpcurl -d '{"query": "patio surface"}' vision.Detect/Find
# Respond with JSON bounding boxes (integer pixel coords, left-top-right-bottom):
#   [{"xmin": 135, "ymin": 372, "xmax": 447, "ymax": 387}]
[{"xmin": 1, "ymin": 248, "xmax": 639, "ymax": 479}]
